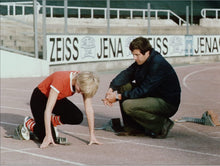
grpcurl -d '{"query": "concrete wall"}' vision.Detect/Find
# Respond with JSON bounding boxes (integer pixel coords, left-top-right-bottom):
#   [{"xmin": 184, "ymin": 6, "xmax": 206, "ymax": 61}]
[
  {"xmin": 49, "ymin": 55, "xmax": 219, "ymax": 74},
  {"xmin": 0, "ymin": 49, "xmax": 49, "ymax": 78},
  {"xmin": 0, "ymin": 49, "xmax": 219, "ymax": 78},
  {"xmin": 199, "ymin": 18, "xmax": 220, "ymax": 27}
]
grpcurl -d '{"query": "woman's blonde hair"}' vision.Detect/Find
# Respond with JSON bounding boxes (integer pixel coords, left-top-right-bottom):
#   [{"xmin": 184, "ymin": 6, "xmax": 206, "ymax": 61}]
[{"xmin": 76, "ymin": 71, "xmax": 99, "ymax": 98}]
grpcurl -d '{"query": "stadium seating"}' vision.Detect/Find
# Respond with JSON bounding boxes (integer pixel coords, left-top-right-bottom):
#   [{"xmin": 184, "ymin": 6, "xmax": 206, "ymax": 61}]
[{"xmin": 1, "ymin": 13, "xmax": 220, "ymax": 54}]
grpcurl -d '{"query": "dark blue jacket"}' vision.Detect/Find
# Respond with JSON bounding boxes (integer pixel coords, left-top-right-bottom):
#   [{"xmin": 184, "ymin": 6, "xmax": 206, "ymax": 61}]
[{"xmin": 110, "ymin": 49, "xmax": 181, "ymax": 108}]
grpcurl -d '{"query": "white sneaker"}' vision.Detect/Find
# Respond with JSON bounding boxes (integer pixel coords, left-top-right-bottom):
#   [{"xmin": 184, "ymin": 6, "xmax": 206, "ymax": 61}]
[
  {"xmin": 53, "ymin": 126, "xmax": 59, "ymax": 138},
  {"xmin": 20, "ymin": 116, "xmax": 31, "ymax": 140}
]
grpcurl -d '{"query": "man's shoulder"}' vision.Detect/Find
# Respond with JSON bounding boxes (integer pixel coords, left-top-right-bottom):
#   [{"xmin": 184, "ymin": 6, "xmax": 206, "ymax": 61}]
[{"xmin": 150, "ymin": 51, "xmax": 165, "ymax": 63}]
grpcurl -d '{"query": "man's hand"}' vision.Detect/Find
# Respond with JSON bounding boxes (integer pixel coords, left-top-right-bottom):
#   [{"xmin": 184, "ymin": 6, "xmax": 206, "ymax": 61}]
[
  {"xmin": 106, "ymin": 91, "xmax": 117, "ymax": 103},
  {"xmin": 102, "ymin": 98, "xmax": 113, "ymax": 106},
  {"xmin": 102, "ymin": 88, "xmax": 117, "ymax": 106}
]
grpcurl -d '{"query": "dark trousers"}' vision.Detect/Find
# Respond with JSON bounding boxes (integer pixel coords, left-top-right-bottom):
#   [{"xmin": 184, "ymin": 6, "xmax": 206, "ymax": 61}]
[
  {"xmin": 118, "ymin": 83, "xmax": 178, "ymax": 135},
  {"xmin": 30, "ymin": 87, "xmax": 83, "ymax": 142}
]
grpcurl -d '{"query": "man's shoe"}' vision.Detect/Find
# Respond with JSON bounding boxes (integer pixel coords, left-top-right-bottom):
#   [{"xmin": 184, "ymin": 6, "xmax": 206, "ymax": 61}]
[
  {"xmin": 115, "ymin": 131, "xmax": 130, "ymax": 136},
  {"xmin": 116, "ymin": 127, "xmax": 145, "ymax": 136},
  {"xmin": 151, "ymin": 119, "xmax": 174, "ymax": 139}
]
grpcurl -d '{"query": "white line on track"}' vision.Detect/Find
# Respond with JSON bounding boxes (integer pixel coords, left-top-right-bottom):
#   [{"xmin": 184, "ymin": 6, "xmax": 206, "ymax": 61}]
[
  {"xmin": 0, "ymin": 147, "xmax": 87, "ymax": 166},
  {"xmin": 182, "ymin": 66, "xmax": 220, "ymax": 90},
  {"xmin": 0, "ymin": 106, "xmax": 29, "ymax": 112},
  {"xmin": 1, "ymin": 147, "xmax": 39, "ymax": 154},
  {"xmin": 0, "ymin": 88, "xmax": 32, "ymax": 92},
  {"xmin": 62, "ymin": 130, "xmax": 220, "ymax": 158},
  {"xmin": 175, "ymin": 123, "xmax": 220, "ymax": 140},
  {"xmin": 0, "ymin": 121, "xmax": 19, "ymax": 126},
  {"xmin": 1, "ymin": 64, "xmax": 220, "ymax": 164},
  {"xmin": 1, "ymin": 95, "xmax": 29, "ymax": 100},
  {"xmin": 1, "ymin": 121, "xmax": 220, "ymax": 160},
  {"xmin": 0, "ymin": 104, "xmax": 117, "ymax": 120},
  {"xmin": 182, "ymin": 66, "xmax": 220, "ymax": 104},
  {"xmin": 0, "ymin": 102, "xmax": 118, "ymax": 109}
]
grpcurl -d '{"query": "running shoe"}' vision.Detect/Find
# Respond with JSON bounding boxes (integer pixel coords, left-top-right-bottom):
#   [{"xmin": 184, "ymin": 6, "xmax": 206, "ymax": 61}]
[{"xmin": 20, "ymin": 116, "xmax": 31, "ymax": 140}]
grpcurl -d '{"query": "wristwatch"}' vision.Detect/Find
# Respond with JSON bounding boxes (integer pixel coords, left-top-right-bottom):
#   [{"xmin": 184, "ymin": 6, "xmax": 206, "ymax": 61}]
[{"xmin": 115, "ymin": 91, "xmax": 120, "ymax": 101}]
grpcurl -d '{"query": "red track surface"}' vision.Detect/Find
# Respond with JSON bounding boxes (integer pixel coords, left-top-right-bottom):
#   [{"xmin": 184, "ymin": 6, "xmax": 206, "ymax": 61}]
[{"xmin": 1, "ymin": 62, "xmax": 220, "ymax": 165}]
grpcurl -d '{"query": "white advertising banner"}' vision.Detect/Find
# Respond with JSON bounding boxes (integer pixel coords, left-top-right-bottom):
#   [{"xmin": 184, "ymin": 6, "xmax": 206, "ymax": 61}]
[
  {"xmin": 193, "ymin": 35, "xmax": 220, "ymax": 55},
  {"xmin": 47, "ymin": 35, "xmax": 220, "ymax": 65}
]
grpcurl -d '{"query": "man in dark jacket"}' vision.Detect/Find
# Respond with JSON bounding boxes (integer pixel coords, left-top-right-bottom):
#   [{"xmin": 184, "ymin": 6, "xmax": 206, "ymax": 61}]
[{"xmin": 103, "ymin": 37, "xmax": 181, "ymax": 138}]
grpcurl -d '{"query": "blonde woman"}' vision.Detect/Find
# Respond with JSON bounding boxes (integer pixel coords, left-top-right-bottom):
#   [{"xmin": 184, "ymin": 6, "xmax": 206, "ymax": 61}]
[{"xmin": 20, "ymin": 71, "xmax": 101, "ymax": 148}]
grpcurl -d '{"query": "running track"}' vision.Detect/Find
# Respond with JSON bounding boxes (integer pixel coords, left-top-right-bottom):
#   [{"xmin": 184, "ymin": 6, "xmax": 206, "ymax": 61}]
[{"xmin": 1, "ymin": 62, "xmax": 220, "ymax": 165}]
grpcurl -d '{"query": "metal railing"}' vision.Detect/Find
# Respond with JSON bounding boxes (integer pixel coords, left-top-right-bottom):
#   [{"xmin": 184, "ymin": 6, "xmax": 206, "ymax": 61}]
[
  {"xmin": 201, "ymin": 8, "xmax": 220, "ymax": 19},
  {"xmin": 0, "ymin": 1, "xmax": 41, "ymax": 15},
  {"xmin": 0, "ymin": 1, "xmax": 186, "ymax": 25}
]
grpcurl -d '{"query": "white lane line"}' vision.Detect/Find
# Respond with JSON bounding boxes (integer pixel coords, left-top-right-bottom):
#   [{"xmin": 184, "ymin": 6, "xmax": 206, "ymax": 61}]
[
  {"xmin": 1, "ymin": 147, "xmax": 39, "ymax": 154},
  {"xmin": 125, "ymin": 139, "xmax": 220, "ymax": 158},
  {"xmin": 1, "ymin": 121, "xmax": 220, "ymax": 159},
  {"xmin": 0, "ymin": 147, "xmax": 87, "ymax": 166},
  {"xmin": 0, "ymin": 105, "xmax": 115, "ymax": 121},
  {"xmin": 0, "ymin": 121, "xmax": 19, "ymax": 126},
  {"xmin": 182, "ymin": 66, "xmax": 220, "ymax": 104},
  {"xmin": 182, "ymin": 66, "xmax": 220, "ymax": 90},
  {"xmin": 0, "ymin": 102, "xmax": 118, "ymax": 109},
  {"xmin": 1, "ymin": 95, "xmax": 29, "ymax": 100},
  {"xmin": 0, "ymin": 106, "xmax": 29, "ymax": 112},
  {"xmin": 0, "ymin": 87, "xmax": 118, "ymax": 109},
  {"xmin": 175, "ymin": 123, "xmax": 220, "ymax": 140},
  {"xmin": 63, "ymin": 130, "xmax": 220, "ymax": 158},
  {"xmin": 0, "ymin": 88, "xmax": 32, "ymax": 92}
]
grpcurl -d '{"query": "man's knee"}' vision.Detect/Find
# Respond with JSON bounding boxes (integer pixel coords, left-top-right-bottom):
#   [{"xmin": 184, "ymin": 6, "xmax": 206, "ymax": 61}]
[
  {"xmin": 118, "ymin": 83, "xmax": 132, "ymax": 94},
  {"xmin": 122, "ymin": 100, "xmax": 134, "ymax": 115}
]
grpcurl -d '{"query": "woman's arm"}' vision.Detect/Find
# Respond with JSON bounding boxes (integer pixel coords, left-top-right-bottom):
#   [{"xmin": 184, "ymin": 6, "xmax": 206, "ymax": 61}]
[
  {"xmin": 83, "ymin": 96, "xmax": 102, "ymax": 145},
  {"xmin": 40, "ymin": 88, "xmax": 58, "ymax": 149}
]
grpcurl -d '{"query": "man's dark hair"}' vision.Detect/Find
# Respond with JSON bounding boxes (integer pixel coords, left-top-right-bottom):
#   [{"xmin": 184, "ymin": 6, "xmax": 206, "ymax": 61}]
[{"xmin": 129, "ymin": 37, "xmax": 152, "ymax": 55}]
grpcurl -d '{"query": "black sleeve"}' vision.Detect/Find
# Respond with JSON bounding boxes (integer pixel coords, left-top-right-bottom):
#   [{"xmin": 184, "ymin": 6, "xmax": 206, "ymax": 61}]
[
  {"xmin": 123, "ymin": 60, "xmax": 172, "ymax": 99},
  {"xmin": 109, "ymin": 63, "xmax": 136, "ymax": 91}
]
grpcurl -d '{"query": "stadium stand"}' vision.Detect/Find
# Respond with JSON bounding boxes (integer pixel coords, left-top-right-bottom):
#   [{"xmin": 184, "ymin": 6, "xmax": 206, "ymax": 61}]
[
  {"xmin": 0, "ymin": 0, "xmax": 220, "ymax": 53},
  {"xmin": 0, "ymin": 1, "xmax": 219, "ymax": 78}
]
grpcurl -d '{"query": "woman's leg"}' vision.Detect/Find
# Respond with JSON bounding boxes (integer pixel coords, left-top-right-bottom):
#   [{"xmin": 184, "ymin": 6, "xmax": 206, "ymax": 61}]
[
  {"xmin": 52, "ymin": 98, "xmax": 83, "ymax": 125},
  {"xmin": 30, "ymin": 88, "xmax": 83, "ymax": 142},
  {"xmin": 30, "ymin": 87, "xmax": 49, "ymax": 142}
]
